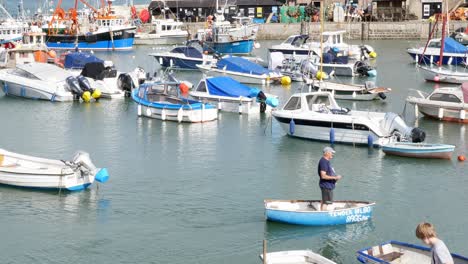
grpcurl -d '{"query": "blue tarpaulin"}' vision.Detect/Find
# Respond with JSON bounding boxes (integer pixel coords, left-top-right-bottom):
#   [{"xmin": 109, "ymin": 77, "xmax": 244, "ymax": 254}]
[
  {"xmin": 216, "ymin": 57, "xmax": 270, "ymax": 75},
  {"xmin": 443, "ymin": 37, "xmax": 468, "ymax": 53},
  {"xmin": 64, "ymin": 52, "xmax": 104, "ymax": 69},
  {"xmin": 206, "ymin": 77, "xmax": 256, "ymax": 97},
  {"xmin": 171, "ymin": 46, "xmax": 203, "ymax": 58}
]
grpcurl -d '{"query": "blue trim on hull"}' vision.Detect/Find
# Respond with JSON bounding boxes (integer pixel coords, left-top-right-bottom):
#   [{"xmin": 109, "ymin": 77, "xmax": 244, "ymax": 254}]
[
  {"xmin": 0, "ymin": 183, "xmax": 92, "ymax": 192},
  {"xmin": 206, "ymin": 40, "xmax": 254, "ymax": 54},
  {"xmin": 266, "ymin": 205, "xmax": 374, "ymax": 226},
  {"xmin": 47, "ymin": 38, "xmax": 134, "ymax": 50},
  {"xmin": 408, "ymin": 52, "xmax": 467, "ymax": 65}
]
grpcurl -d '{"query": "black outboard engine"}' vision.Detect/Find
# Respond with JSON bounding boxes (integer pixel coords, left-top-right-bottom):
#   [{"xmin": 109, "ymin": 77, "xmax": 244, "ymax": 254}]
[
  {"xmin": 117, "ymin": 73, "xmax": 134, "ymax": 96},
  {"xmin": 354, "ymin": 61, "xmax": 374, "ymax": 76},
  {"xmin": 66, "ymin": 76, "xmax": 83, "ymax": 100},
  {"xmin": 410, "ymin": 128, "xmax": 426, "ymax": 143},
  {"xmin": 77, "ymin": 75, "xmax": 93, "ymax": 93},
  {"xmin": 257, "ymin": 91, "xmax": 267, "ymax": 113}
]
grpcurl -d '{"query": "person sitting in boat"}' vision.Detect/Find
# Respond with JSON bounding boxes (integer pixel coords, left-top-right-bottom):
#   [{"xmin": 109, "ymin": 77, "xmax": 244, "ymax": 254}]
[
  {"xmin": 317, "ymin": 147, "xmax": 342, "ymax": 211},
  {"xmin": 416, "ymin": 222, "xmax": 454, "ymax": 264}
]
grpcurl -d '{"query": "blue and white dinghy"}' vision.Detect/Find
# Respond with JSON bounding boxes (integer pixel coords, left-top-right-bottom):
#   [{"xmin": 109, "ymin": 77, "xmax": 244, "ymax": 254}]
[
  {"xmin": 0, "ymin": 149, "xmax": 109, "ymax": 191},
  {"xmin": 132, "ymin": 78, "xmax": 218, "ymax": 123},
  {"xmin": 382, "ymin": 142, "xmax": 455, "ymax": 159},
  {"xmin": 190, "ymin": 76, "xmax": 279, "ymax": 114},
  {"xmin": 264, "ymin": 199, "xmax": 375, "ymax": 226},
  {"xmin": 197, "ymin": 56, "xmax": 283, "ymax": 85},
  {"xmin": 357, "ymin": 240, "xmax": 468, "ymax": 263}
]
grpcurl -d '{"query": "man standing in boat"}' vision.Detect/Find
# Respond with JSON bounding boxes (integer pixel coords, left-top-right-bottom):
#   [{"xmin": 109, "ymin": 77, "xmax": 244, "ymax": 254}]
[{"xmin": 318, "ymin": 147, "xmax": 342, "ymax": 211}]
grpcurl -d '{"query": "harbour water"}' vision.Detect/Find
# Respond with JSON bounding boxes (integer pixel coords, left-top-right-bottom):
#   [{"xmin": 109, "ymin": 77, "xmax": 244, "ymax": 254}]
[{"xmin": 1, "ymin": 40, "xmax": 467, "ymax": 263}]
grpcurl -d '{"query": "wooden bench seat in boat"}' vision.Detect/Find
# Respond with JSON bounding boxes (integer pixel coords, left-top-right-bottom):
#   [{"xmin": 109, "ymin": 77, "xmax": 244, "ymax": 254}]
[{"xmin": 368, "ymin": 244, "xmax": 404, "ymax": 262}]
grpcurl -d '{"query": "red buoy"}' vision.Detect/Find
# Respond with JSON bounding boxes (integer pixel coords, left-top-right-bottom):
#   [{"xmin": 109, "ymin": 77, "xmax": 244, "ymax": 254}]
[
  {"xmin": 458, "ymin": 155, "xmax": 466, "ymax": 161},
  {"xmin": 179, "ymin": 83, "xmax": 189, "ymax": 95}
]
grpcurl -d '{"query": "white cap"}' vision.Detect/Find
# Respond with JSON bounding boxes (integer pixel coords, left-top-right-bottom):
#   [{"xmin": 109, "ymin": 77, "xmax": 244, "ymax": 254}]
[{"xmin": 323, "ymin": 146, "xmax": 336, "ymax": 154}]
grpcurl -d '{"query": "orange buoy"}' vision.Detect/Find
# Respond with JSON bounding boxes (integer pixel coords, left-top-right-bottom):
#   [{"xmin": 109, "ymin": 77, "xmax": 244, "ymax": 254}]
[
  {"xmin": 458, "ymin": 155, "xmax": 466, "ymax": 161},
  {"xmin": 48, "ymin": 50, "xmax": 57, "ymax": 59},
  {"xmin": 179, "ymin": 83, "xmax": 189, "ymax": 94}
]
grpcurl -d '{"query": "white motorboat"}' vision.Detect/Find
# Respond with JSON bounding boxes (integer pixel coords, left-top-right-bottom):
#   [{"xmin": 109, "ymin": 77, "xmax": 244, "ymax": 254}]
[
  {"xmin": 309, "ymin": 80, "xmax": 391, "ymax": 101},
  {"xmin": 0, "ymin": 149, "xmax": 109, "ymax": 191},
  {"xmin": 197, "ymin": 56, "xmax": 283, "ymax": 85},
  {"xmin": 419, "ymin": 65, "xmax": 468, "ymax": 84},
  {"xmin": 0, "ymin": 62, "xmax": 101, "ymax": 102},
  {"xmin": 135, "ymin": 19, "xmax": 188, "ymax": 45},
  {"xmin": 60, "ymin": 51, "xmax": 146, "ymax": 98},
  {"xmin": 260, "ymin": 250, "xmax": 337, "ymax": 264},
  {"xmin": 269, "ymin": 31, "xmax": 376, "ymax": 61},
  {"xmin": 406, "ymin": 84, "xmax": 468, "ymax": 123},
  {"xmin": 273, "ymin": 91, "xmax": 426, "ymax": 146},
  {"xmin": 407, "ymin": 37, "xmax": 468, "ymax": 65},
  {"xmin": 189, "ymin": 76, "xmax": 279, "ymax": 114}
]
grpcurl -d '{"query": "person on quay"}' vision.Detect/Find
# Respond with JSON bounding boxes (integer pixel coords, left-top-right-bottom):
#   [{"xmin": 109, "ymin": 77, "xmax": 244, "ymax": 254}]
[
  {"xmin": 416, "ymin": 222, "xmax": 454, "ymax": 264},
  {"xmin": 317, "ymin": 146, "xmax": 342, "ymax": 211}
]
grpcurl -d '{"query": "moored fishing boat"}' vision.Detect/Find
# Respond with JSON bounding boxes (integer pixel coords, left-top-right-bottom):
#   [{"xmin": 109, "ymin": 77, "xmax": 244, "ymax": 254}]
[
  {"xmin": 273, "ymin": 91, "xmax": 426, "ymax": 146},
  {"xmin": 260, "ymin": 250, "xmax": 337, "ymax": 264},
  {"xmin": 406, "ymin": 84, "xmax": 468, "ymax": 123},
  {"xmin": 264, "ymin": 199, "xmax": 375, "ymax": 226},
  {"xmin": 356, "ymin": 240, "xmax": 468, "ymax": 263},
  {"xmin": 189, "ymin": 76, "xmax": 279, "ymax": 114},
  {"xmin": 381, "ymin": 142, "xmax": 455, "ymax": 159},
  {"xmin": 0, "ymin": 149, "xmax": 109, "ymax": 191},
  {"xmin": 132, "ymin": 77, "xmax": 218, "ymax": 122}
]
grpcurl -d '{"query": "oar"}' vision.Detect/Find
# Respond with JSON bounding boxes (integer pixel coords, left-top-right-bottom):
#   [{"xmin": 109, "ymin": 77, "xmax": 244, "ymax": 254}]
[{"xmin": 263, "ymin": 240, "xmax": 267, "ymax": 264}]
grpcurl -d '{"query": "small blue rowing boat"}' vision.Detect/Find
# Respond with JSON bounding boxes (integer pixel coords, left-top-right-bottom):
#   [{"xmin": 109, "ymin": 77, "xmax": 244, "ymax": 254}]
[
  {"xmin": 264, "ymin": 199, "xmax": 375, "ymax": 226},
  {"xmin": 382, "ymin": 142, "xmax": 455, "ymax": 159},
  {"xmin": 357, "ymin": 240, "xmax": 468, "ymax": 263}
]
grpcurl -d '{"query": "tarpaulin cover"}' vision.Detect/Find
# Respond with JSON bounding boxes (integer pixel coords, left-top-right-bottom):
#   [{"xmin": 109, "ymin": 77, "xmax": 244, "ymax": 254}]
[
  {"xmin": 443, "ymin": 37, "xmax": 468, "ymax": 53},
  {"xmin": 171, "ymin": 46, "xmax": 203, "ymax": 58},
  {"xmin": 64, "ymin": 52, "xmax": 103, "ymax": 69},
  {"xmin": 216, "ymin": 57, "xmax": 270, "ymax": 75},
  {"xmin": 206, "ymin": 76, "xmax": 255, "ymax": 97}
]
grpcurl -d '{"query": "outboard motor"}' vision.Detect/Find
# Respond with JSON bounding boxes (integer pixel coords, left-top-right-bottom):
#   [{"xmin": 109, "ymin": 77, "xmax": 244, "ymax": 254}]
[
  {"xmin": 77, "ymin": 75, "xmax": 92, "ymax": 93},
  {"xmin": 354, "ymin": 61, "xmax": 376, "ymax": 77},
  {"xmin": 117, "ymin": 73, "xmax": 134, "ymax": 96},
  {"xmin": 66, "ymin": 76, "xmax": 83, "ymax": 100},
  {"xmin": 382, "ymin": 112, "xmax": 426, "ymax": 143},
  {"xmin": 300, "ymin": 59, "xmax": 318, "ymax": 77},
  {"xmin": 73, "ymin": 151, "xmax": 97, "ymax": 174},
  {"xmin": 249, "ymin": 89, "xmax": 279, "ymax": 113}
]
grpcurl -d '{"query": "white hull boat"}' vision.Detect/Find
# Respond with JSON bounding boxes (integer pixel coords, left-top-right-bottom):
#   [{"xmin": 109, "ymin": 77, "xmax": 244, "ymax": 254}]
[
  {"xmin": 134, "ymin": 19, "xmax": 188, "ymax": 45},
  {"xmin": 0, "ymin": 63, "xmax": 100, "ymax": 102},
  {"xmin": 309, "ymin": 80, "xmax": 391, "ymax": 101},
  {"xmin": 189, "ymin": 76, "xmax": 279, "ymax": 114},
  {"xmin": 419, "ymin": 65, "xmax": 468, "ymax": 84},
  {"xmin": 260, "ymin": 250, "xmax": 337, "ymax": 264},
  {"xmin": 273, "ymin": 92, "xmax": 426, "ymax": 146},
  {"xmin": 0, "ymin": 149, "xmax": 109, "ymax": 191},
  {"xmin": 406, "ymin": 85, "xmax": 468, "ymax": 123},
  {"xmin": 197, "ymin": 64, "xmax": 274, "ymax": 85}
]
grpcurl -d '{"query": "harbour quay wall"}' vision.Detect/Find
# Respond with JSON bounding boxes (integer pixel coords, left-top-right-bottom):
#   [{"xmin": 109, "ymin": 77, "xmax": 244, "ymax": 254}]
[{"xmin": 181, "ymin": 21, "xmax": 468, "ymax": 40}]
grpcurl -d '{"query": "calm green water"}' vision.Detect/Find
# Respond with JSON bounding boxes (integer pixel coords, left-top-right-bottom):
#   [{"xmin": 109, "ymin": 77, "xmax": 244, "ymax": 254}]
[{"xmin": 0, "ymin": 40, "xmax": 467, "ymax": 264}]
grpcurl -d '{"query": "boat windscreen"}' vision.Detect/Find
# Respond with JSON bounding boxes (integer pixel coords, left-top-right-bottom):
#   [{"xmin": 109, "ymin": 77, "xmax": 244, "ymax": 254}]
[
  {"xmin": 283, "ymin": 96, "xmax": 301, "ymax": 110},
  {"xmin": 429, "ymin": 93, "xmax": 461, "ymax": 103}
]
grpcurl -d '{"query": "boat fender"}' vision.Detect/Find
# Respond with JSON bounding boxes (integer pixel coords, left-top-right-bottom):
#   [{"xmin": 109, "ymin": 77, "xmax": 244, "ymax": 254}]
[
  {"xmin": 367, "ymin": 69, "xmax": 377, "ymax": 77},
  {"xmin": 438, "ymin": 108, "xmax": 444, "ymax": 119},
  {"xmin": 137, "ymin": 104, "xmax": 142, "ymax": 116},
  {"xmin": 410, "ymin": 127, "xmax": 426, "ymax": 143},
  {"xmin": 289, "ymin": 119, "xmax": 295, "ymax": 135},
  {"xmin": 161, "ymin": 108, "xmax": 166, "ymax": 120},
  {"xmin": 95, "ymin": 168, "xmax": 110, "ymax": 183},
  {"xmin": 329, "ymin": 128, "xmax": 335, "ymax": 144},
  {"xmin": 218, "ymin": 102, "xmax": 222, "ymax": 110},
  {"xmin": 460, "ymin": 110, "xmax": 466, "ymax": 120},
  {"xmin": 249, "ymin": 88, "xmax": 261, "ymax": 98},
  {"xmin": 82, "ymin": 91, "xmax": 91, "ymax": 103},
  {"xmin": 352, "ymin": 91, "xmax": 356, "ymax": 98},
  {"xmin": 367, "ymin": 135, "xmax": 374, "ymax": 147},
  {"xmin": 177, "ymin": 107, "xmax": 184, "ymax": 123},
  {"xmin": 414, "ymin": 105, "xmax": 419, "ymax": 118},
  {"xmin": 146, "ymin": 107, "xmax": 152, "ymax": 117},
  {"xmin": 378, "ymin": 92, "xmax": 387, "ymax": 100},
  {"xmin": 266, "ymin": 97, "xmax": 279, "ymax": 108}
]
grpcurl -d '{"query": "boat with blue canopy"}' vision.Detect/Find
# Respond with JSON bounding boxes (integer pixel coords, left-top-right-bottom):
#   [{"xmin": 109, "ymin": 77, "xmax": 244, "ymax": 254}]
[
  {"xmin": 197, "ymin": 56, "xmax": 283, "ymax": 85},
  {"xmin": 190, "ymin": 76, "xmax": 279, "ymax": 114},
  {"xmin": 132, "ymin": 76, "xmax": 218, "ymax": 122},
  {"xmin": 150, "ymin": 46, "xmax": 211, "ymax": 70},
  {"xmin": 264, "ymin": 199, "xmax": 375, "ymax": 226},
  {"xmin": 357, "ymin": 240, "xmax": 468, "ymax": 263},
  {"xmin": 407, "ymin": 37, "xmax": 468, "ymax": 65}
]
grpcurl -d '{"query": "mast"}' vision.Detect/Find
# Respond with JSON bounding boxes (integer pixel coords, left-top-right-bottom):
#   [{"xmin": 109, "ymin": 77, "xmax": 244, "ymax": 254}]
[
  {"xmin": 438, "ymin": 3, "xmax": 447, "ymax": 67},
  {"xmin": 319, "ymin": 0, "xmax": 324, "ymax": 77}
]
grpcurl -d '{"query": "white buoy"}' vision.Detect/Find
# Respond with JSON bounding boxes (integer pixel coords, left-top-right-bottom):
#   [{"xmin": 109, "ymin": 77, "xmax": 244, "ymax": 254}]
[
  {"xmin": 460, "ymin": 109, "xmax": 466, "ymax": 120},
  {"xmin": 161, "ymin": 108, "xmax": 166, "ymax": 120},
  {"xmin": 137, "ymin": 104, "xmax": 142, "ymax": 116},
  {"xmin": 430, "ymin": 55, "xmax": 434, "ymax": 64},
  {"xmin": 170, "ymin": 59, "xmax": 173, "ymax": 67},
  {"xmin": 177, "ymin": 107, "xmax": 183, "ymax": 123},
  {"xmin": 146, "ymin": 107, "xmax": 152, "ymax": 117},
  {"xmin": 218, "ymin": 101, "xmax": 222, "ymax": 110},
  {"xmin": 438, "ymin": 108, "xmax": 444, "ymax": 119},
  {"xmin": 415, "ymin": 54, "xmax": 419, "ymax": 63},
  {"xmin": 448, "ymin": 57, "xmax": 453, "ymax": 65},
  {"xmin": 414, "ymin": 105, "xmax": 419, "ymax": 118},
  {"xmin": 238, "ymin": 103, "xmax": 242, "ymax": 114},
  {"xmin": 352, "ymin": 91, "xmax": 356, "ymax": 98},
  {"xmin": 159, "ymin": 57, "xmax": 163, "ymax": 65}
]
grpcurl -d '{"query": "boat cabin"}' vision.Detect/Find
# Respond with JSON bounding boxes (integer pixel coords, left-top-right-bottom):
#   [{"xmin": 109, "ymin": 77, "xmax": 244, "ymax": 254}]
[
  {"xmin": 282, "ymin": 92, "xmax": 342, "ymax": 113},
  {"xmin": 322, "ymin": 31, "xmax": 346, "ymax": 47},
  {"xmin": 151, "ymin": 19, "xmax": 184, "ymax": 33},
  {"xmin": 0, "ymin": 31, "xmax": 50, "ymax": 68},
  {"xmin": 428, "ymin": 88, "xmax": 464, "ymax": 103},
  {"xmin": 137, "ymin": 81, "xmax": 182, "ymax": 103},
  {"xmin": 96, "ymin": 18, "xmax": 126, "ymax": 28}
]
